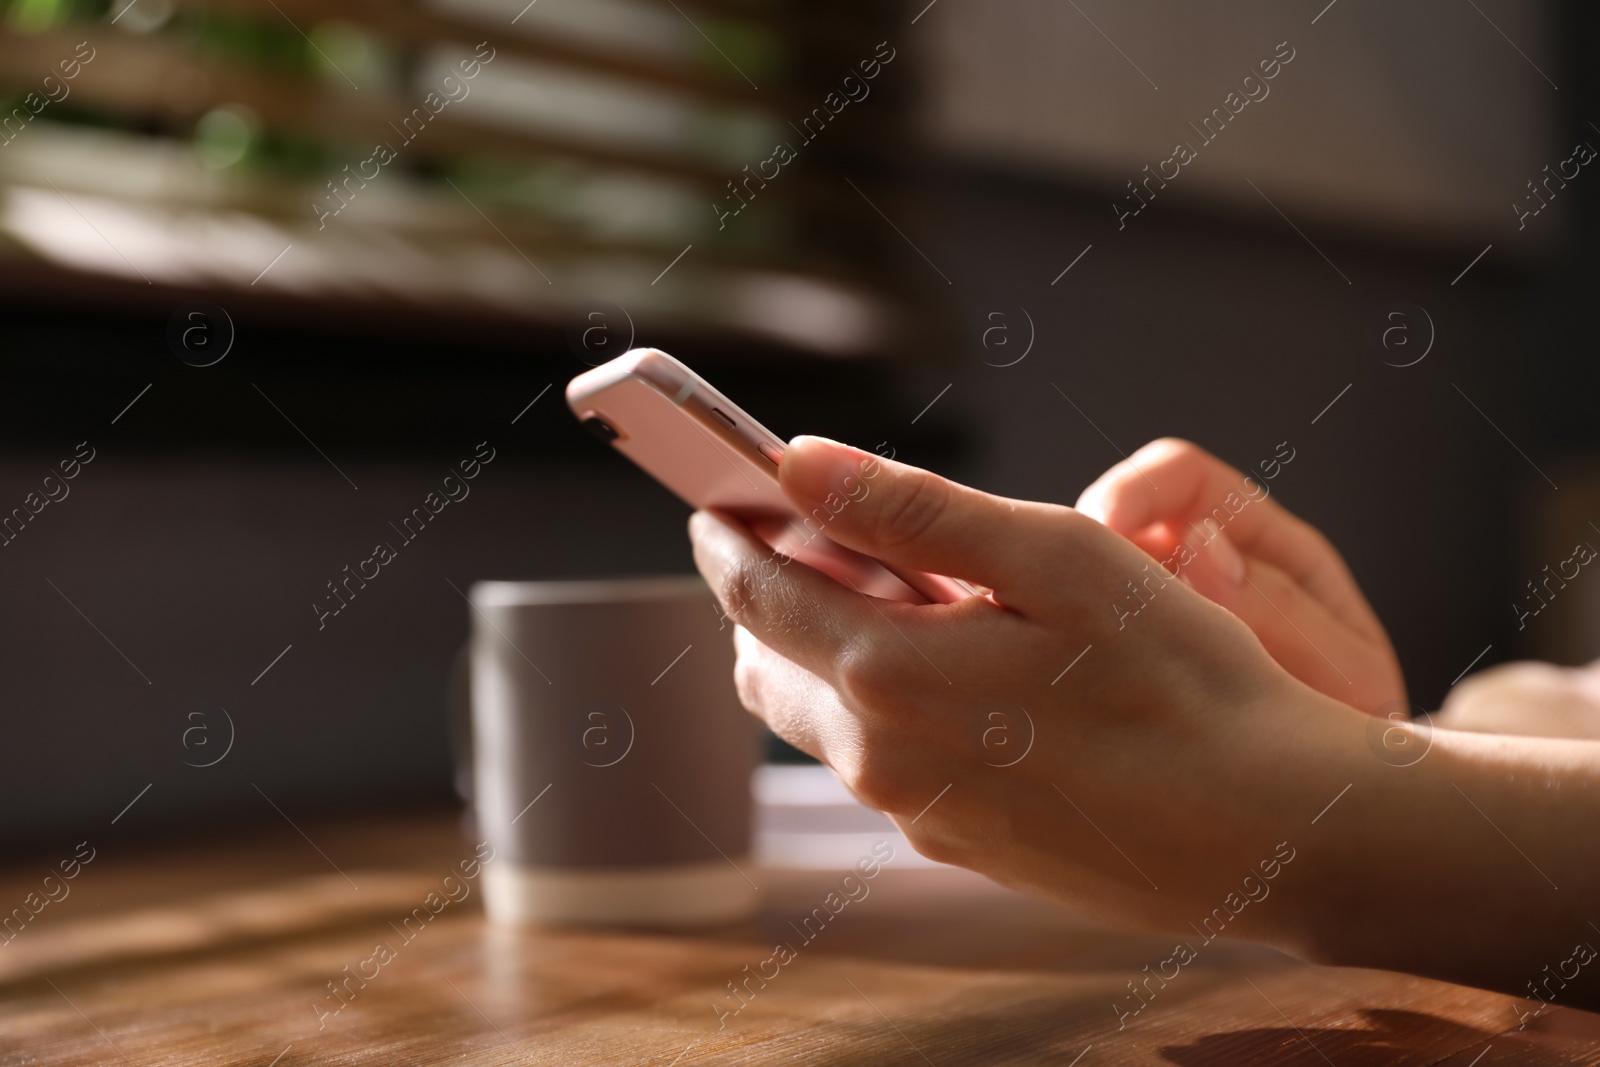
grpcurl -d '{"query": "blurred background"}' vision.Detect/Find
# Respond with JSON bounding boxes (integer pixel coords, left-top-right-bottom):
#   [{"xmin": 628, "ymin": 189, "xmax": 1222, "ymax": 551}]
[{"xmin": 2, "ymin": 0, "xmax": 1597, "ymax": 848}]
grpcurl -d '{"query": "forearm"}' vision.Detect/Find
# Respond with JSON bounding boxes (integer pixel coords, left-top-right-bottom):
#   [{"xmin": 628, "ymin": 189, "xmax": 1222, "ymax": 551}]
[{"xmin": 1282, "ymin": 705, "xmax": 1600, "ymax": 1007}]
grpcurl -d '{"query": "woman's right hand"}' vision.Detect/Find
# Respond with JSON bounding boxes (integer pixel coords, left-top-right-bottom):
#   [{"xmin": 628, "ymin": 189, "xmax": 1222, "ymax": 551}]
[
  {"xmin": 1076, "ymin": 438, "xmax": 1407, "ymax": 716},
  {"xmin": 689, "ymin": 436, "xmax": 1600, "ymax": 1005},
  {"xmin": 688, "ymin": 436, "xmax": 1360, "ymax": 950}
]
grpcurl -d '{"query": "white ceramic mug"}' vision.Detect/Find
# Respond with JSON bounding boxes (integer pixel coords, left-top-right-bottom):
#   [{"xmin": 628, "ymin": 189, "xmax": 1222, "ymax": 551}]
[{"xmin": 463, "ymin": 576, "xmax": 760, "ymax": 927}]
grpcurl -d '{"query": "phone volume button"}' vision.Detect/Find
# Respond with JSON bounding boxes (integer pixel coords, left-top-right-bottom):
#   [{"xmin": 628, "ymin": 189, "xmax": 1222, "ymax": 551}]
[{"xmin": 757, "ymin": 442, "xmax": 782, "ymax": 466}]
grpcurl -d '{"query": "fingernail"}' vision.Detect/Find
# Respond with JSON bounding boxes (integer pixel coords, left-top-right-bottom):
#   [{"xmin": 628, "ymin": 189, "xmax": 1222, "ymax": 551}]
[
  {"xmin": 1206, "ymin": 531, "xmax": 1246, "ymax": 585},
  {"xmin": 783, "ymin": 435, "xmax": 873, "ymax": 506}
]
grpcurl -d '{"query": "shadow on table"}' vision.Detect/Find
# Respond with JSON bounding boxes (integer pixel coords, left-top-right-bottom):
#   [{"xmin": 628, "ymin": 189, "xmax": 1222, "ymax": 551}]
[{"xmin": 1158, "ymin": 1007, "xmax": 1556, "ymax": 1065}]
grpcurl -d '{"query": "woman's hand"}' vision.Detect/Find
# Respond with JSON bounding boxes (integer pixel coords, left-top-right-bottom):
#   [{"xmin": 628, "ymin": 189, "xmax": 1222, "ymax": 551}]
[
  {"xmin": 1076, "ymin": 438, "xmax": 1406, "ymax": 715},
  {"xmin": 688, "ymin": 436, "xmax": 1600, "ymax": 1005},
  {"xmin": 689, "ymin": 435, "xmax": 1363, "ymax": 947}
]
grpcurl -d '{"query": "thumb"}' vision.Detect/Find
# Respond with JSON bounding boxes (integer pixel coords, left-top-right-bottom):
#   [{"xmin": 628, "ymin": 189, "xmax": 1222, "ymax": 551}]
[{"xmin": 777, "ymin": 435, "xmax": 1059, "ymax": 608}]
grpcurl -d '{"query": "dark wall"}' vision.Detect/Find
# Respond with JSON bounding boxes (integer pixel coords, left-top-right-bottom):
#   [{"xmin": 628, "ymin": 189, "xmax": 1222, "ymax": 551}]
[
  {"xmin": 4, "ymin": 3, "xmax": 1597, "ymax": 850},
  {"xmin": 875, "ymin": 0, "xmax": 1600, "ymax": 707},
  {"xmin": 0, "ymin": 303, "xmax": 951, "ymax": 849},
  {"xmin": 887, "ymin": 165, "xmax": 1537, "ymax": 711}
]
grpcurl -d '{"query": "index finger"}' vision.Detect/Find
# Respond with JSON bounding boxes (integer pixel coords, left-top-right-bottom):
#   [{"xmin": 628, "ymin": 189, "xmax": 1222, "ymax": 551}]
[
  {"xmin": 689, "ymin": 509, "xmax": 906, "ymax": 688},
  {"xmin": 1076, "ymin": 439, "xmax": 1379, "ymax": 634}
]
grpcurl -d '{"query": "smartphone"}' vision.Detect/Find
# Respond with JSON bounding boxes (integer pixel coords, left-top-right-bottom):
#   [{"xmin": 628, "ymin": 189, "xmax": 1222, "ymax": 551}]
[{"xmin": 565, "ymin": 348, "xmax": 975, "ymax": 605}]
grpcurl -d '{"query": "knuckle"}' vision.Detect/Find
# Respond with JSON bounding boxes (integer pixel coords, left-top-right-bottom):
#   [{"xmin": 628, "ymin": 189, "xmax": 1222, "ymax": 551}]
[
  {"xmin": 1142, "ymin": 436, "xmax": 1203, "ymax": 463},
  {"xmin": 839, "ymin": 749, "xmax": 917, "ymax": 816},
  {"xmin": 1147, "ymin": 435, "xmax": 1200, "ymax": 456},
  {"xmin": 870, "ymin": 474, "xmax": 950, "ymax": 551},
  {"xmin": 718, "ymin": 558, "xmax": 763, "ymax": 628},
  {"xmin": 833, "ymin": 642, "xmax": 900, "ymax": 713},
  {"xmin": 731, "ymin": 655, "xmax": 764, "ymax": 716},
  {"xmin": 1302, "ymin": 518, "xmax": 1340, "ymax": 560},
  {"xmin": 903, "ymin": 828, "xmax": 965, "ymax": 867},
  {"xmin": 1139, "ymin": 436, "xmax": 1214, "ymax": 476}
]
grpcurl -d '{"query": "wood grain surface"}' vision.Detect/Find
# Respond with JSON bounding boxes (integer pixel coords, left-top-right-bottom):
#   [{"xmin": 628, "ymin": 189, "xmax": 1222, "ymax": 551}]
[{"xmin": 2, "ymin": 810, "xmax": 1596, "ymax": 1065}]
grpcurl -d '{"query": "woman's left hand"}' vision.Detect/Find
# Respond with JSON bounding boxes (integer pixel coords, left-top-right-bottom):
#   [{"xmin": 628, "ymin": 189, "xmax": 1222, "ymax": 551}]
[{"xmin": 1075, "ymin": 438, "xmax": 1406, "ymax": 716}]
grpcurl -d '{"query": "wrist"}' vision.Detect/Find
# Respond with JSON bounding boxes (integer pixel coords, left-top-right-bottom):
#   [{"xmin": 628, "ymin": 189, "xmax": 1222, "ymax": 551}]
[
  {"xmin": 1217, "ymin": 685, "xmax": 1382, "ymax": 963},
  {"xmin": 1158, "ymin": 677, "xmax": 1373, "ymax": 959}
]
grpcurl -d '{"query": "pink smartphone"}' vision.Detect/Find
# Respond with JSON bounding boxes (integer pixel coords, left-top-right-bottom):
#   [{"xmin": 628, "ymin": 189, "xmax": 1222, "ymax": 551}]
[{"xmin": 566, "ymin": 348, "xmax": 975, "ymax": 605}]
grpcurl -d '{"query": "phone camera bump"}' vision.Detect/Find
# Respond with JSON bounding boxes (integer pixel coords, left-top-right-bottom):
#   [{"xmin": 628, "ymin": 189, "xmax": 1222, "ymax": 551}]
[{"xmin": 582, "ymin": 415, "xmax": 621, "ymax": 442}]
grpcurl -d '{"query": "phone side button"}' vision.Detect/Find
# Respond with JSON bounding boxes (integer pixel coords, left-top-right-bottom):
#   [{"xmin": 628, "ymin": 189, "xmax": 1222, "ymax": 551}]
[{"xmin": 757, "ymin": 442, "xmax": 783, "ymax": 467}]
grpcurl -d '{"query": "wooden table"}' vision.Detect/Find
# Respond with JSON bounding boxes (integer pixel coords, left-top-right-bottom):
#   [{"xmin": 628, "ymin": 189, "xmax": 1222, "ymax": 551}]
[{"xmin": 4, "ymin": 808, "xmax": 1598, "ymax": 1066}]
